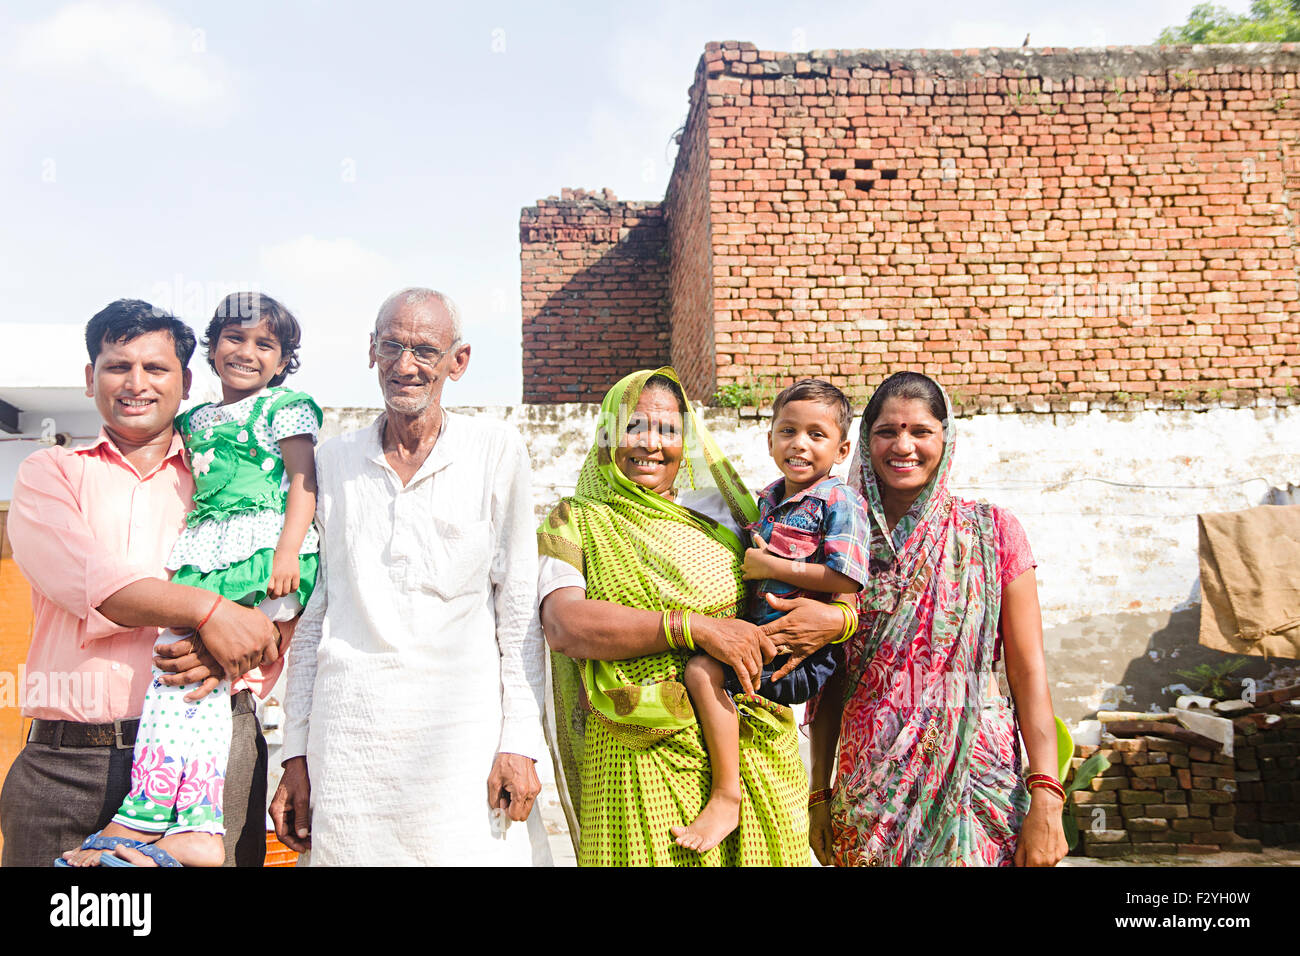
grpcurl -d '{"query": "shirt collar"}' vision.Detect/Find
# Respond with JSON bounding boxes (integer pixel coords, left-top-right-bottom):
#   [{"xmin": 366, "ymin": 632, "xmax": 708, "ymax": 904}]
[
  {"xmin": 76, "ymin": 427, "xmax": 187, "ymax": 478},
  {"xmin": 760, "ymin": 474, "xmax": 837, "ymax": 510},
  {"xmin": 367, "ymin": 409, "xmax": 457, "ymax": 485}
]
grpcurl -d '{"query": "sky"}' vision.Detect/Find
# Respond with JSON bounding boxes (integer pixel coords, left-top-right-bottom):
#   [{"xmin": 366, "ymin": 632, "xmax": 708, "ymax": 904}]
[{"xmin": 0, "ymin": 0, "xmax": 1251, "ymax": 407}]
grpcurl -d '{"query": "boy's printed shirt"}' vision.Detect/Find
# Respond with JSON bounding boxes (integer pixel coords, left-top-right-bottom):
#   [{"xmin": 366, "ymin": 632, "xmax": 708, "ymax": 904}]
[{"xmin": 746, "ymin": 475, "xmax": 871, "ymax": 627}]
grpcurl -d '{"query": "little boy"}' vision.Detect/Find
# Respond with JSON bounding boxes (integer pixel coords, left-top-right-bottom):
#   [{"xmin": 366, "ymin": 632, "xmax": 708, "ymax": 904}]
[{"xmin": 671, "ymin": 378, "xmax": 871, "ymax": 853}]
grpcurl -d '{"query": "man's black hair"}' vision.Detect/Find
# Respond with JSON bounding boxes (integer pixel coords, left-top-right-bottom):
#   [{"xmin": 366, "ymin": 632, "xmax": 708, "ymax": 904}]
[{"xmin": 84, "ymin": 299, "xmax": 197, "ymax": 367}]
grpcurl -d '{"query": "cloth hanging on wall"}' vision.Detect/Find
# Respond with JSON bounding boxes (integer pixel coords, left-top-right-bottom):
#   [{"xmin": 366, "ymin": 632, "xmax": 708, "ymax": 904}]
[{"xmin": 1198, "ymin": 504, "xmax": 1300, "ymax": 660}]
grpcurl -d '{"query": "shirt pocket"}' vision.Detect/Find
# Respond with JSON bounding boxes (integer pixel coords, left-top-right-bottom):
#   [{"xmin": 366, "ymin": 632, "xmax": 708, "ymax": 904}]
[
  {"xmin": 766, "ymin": 521, "xmax": 821, "ymax": 561},
  {"xmin": 412, "ymin": 515, "xmax": 492, "ymax": 600}
]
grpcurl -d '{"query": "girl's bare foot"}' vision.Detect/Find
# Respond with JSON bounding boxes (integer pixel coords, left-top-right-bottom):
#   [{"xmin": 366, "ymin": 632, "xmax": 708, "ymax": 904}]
[
  {"xmin": 670, "ymin": 791, "xmax": 741, "ymax": 853},
  {"xmin": 60, "ymin": 821, "xmax": 159, "ymax": 867},
  {"xmin": 112, "ymin": 830, "xmax": 224, "ymax": 867}
]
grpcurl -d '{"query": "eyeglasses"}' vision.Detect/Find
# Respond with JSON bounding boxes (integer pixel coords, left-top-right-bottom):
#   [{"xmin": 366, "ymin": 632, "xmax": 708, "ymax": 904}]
[{"xmin": 373, "ymin": 338, "xmax": 458, "ymax": 367}]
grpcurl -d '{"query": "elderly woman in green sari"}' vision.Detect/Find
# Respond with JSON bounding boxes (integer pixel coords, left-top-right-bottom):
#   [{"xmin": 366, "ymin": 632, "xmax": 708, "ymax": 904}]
[{"xmin": 538, "ymin": 367, "xmax": 843, "ymax": 866}]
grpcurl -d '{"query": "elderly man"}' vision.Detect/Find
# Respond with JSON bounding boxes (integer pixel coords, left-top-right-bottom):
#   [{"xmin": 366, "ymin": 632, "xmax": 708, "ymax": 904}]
[
  {"xmin": 271, "ymin": 288, "xmax": 548, "ymax": 865},
  {"xmin": 1, "ymin": 299, "xmax": 279, "ymax": 867}
]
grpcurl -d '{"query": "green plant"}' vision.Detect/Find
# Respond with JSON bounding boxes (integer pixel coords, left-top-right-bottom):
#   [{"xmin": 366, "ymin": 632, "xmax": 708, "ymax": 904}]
[
  {"xmin": 1169, "ymin": 388, "xmax": 1188, "ymax": 402},
  {"xmin": 1174, "ymin": 657, "xmax": 1249, "ymax": 699},
  {"xmin": 712, "ymin": 375, "xmax": 779, "ymax": 409},
  {"xmin": 1113, "ymin": 390, "xmax": 1131, "ymax": 404},
  {"xmin": 1061, "ymin": 751, "xmax": 1112, "ymax": 850},
  {"xmin": 1203, "ymin": 387, "xmax": 1224, "ymax": 402}
]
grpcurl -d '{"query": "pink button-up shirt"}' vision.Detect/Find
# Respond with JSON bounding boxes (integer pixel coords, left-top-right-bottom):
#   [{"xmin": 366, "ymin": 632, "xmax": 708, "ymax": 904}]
[{"xmin": 8, "ymin": 427, "xmax": 278, "ymax": 723}]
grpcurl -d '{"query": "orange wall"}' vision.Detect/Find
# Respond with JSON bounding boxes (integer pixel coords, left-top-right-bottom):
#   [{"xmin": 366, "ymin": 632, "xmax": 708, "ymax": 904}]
[{"xmin": 0, "ymin": 508, "xmax": 34, "ymax": 860}]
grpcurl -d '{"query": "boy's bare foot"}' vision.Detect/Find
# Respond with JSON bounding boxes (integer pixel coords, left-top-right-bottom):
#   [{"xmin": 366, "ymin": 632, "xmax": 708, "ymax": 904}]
[
  {"xmin": 111, "ymin": 830, "xmax": 223, "ymax": 867},
  {"xmin": 60, "ymin": 821, "xmax": 160, "ymax": 867},
  {"xmin": 670, "ymin": 791, "xmax": 741, "ymax": 853}
]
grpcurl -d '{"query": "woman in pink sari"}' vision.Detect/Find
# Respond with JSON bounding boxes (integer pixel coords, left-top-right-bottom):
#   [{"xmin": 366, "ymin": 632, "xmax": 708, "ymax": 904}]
[{"xmin": 808, "ymin": 372, "xmax": 1067, "ymax": 866}]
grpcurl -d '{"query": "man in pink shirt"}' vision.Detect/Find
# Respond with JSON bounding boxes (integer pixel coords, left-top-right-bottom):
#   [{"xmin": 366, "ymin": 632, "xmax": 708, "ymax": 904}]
[{"xmin": 0, "ymin": 299, "xmax": 280, "ymax": 867}]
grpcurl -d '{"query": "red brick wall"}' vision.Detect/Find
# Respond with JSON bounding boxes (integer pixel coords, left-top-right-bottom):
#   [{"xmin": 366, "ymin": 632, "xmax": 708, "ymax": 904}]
[
  {"xmin": 665, "ymin": 56, "xmax": 719, "ymax": 401},
  {"xmin": 688, "ymin": 42, "xmax": 1300, "ymax": 410},
  {"xmin": 520, "ymin": 189, "xmax": 669, "ymax": 402}
]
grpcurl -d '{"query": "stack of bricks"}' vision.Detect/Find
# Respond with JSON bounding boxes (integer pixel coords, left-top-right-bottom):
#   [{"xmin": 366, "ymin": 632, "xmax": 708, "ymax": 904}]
[
  {"xmin": 519, "ymin": 189, "xmax": 670, "ymax": 403},
  {"xmin": 1069, "ymin": 734, "xmax": 1237, "ymax": 859},
  {"xmin": 1233, "ymin": 709, "xmax": 1300, "ymax": 846}
]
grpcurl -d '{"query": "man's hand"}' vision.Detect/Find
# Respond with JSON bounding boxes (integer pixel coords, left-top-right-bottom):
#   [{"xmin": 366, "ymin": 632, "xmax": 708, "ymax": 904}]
[
  {"xmin": 742, "ymin": 532, "xmax": 777, "ymax": 581},
  {"xmin": 154, "ymin": 635, "xmax": 221, "ymax": 702},
  {"xmin": 759, "ymin": 593, "xmax": 844, "ymax": 682},
  {"xmin": 267, "ymin": 549, "xmax": 301, "ymax": 600},
  {"xmin": 689, "ymin": 615, "xmax": 778, "ymax": 696},
  {"xmin": 200, "ymin": 599, "xmax": 278, "ymax": 680},
  {"xmin": 486, "ymin": 752, "xmax": 541, "ymax": 823},
  {"xmin": 270, "ymin": 756, "xmax": 312, "ymax": 853}
]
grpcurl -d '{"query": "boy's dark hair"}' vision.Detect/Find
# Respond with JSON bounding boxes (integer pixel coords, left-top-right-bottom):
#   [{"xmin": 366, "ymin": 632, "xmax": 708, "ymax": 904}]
[
  {"xmin": 771, "ymin": 378, "xmax": 852, "ymax": 440},
  {"xmin": 203, "ymin": 292, "xmax": 302, "ymax": 387},
  {"xmin": 862, "ymin": 371, "xmax": 947, "ymax": 434},
  {"xmin": 85, "ymin": 299, "xmax": 196, "ymax": 367}
]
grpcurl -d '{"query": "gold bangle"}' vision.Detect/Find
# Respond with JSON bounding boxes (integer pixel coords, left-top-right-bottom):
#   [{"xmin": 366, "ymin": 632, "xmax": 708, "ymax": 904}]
[
  {"xmin": 831, "ymin": 601, "xmax": 857, "ymax": 644},
  {"xmin": 809, "ymin": 787, "xmax": 833, "ymax": 807},
  {"xmin": 681, "ymin": 610, "xmax": 696, "ymax": 651}
]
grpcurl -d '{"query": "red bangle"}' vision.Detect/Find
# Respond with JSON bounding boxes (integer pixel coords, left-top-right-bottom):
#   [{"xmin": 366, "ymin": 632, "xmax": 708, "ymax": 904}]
[
  {"xmin": 1027, "ymin": 778, "xmax": 1066, "ymax": 800},
  {"xmin": 809, "ymin": 788, "xmax": 833, "ymax": 808},
  {"xmin": 196, "ymin": 594, "xmax": 223, "ymax": 632}
]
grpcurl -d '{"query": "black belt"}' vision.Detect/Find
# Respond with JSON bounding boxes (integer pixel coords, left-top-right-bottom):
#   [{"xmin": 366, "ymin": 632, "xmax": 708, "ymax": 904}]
[{"xmin": 28, "ymin": 689, "xmax": 254, "ymax": 749}]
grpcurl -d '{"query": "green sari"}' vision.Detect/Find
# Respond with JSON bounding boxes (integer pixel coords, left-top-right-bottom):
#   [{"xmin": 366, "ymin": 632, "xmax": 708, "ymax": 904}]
[{"xmin": 540, "ymin": 367, "xmax": 810, "ymax": 866}]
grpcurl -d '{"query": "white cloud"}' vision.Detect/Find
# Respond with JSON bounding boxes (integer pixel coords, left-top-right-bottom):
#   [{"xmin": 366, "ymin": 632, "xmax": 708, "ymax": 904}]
[{"xmin": 14, "ymin": 1, "xmax": 230, "ymax": 110}]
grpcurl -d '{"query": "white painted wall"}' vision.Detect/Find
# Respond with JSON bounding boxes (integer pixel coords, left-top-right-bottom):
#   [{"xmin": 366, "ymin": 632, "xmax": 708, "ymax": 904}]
[{"xmin": 323, "ymin": 401, "xmax": 1300, "ymax": 629}]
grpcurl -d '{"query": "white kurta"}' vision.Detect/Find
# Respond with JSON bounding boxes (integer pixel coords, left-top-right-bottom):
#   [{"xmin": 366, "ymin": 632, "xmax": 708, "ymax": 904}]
[{"xmin": 282, "ymin": 411, "xmax": 550, "ymax": 866}]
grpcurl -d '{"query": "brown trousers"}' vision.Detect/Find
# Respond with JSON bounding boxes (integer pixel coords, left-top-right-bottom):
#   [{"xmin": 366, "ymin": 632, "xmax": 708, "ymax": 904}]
[{"xmin": 0, "ymin": 692, "xmax": 266, "ymax": 867}]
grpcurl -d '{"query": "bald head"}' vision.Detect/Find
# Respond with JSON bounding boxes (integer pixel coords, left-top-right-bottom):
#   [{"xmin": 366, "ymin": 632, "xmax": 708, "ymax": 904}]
[{"xmin": 375, "ymin": 288, "xmax": 463, "ymax": 342}]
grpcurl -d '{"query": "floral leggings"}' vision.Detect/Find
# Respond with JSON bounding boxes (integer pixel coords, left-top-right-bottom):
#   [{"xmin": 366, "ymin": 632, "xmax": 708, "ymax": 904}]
[
  {"xmin": 110, "ymin": 593, "xmax": 299, "ymax": 837},
  {"xmin": 111, "ymin": 632, "xmax": 231, "ymax": 835}
]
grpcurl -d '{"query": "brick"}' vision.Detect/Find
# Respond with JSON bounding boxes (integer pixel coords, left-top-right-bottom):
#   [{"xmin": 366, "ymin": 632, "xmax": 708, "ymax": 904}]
[
  {"xmin": 1117, "ymin": 790, "xmax": 1162, "ymax": 805},
  {"xmin": 1126, "ymin": 817, "xmax": 1171, "ymax": 832}
]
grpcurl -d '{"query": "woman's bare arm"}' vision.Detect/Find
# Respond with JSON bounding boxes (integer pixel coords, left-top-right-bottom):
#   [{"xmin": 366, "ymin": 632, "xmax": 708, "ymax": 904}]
[
  {"xmin": 540, "ymin": 587, "xmax": 777, "ymax": 695},
  {"xmin": 808, "ymin": 652, "xmax": 846, "ymax": 865},
  {"xmin": 1002, "ymin": 569, "xmax": 1056, "ymax": 777},
  {"xmin": 1001, "ymin": 568, "xmax": 1068, "ymax": 866}
]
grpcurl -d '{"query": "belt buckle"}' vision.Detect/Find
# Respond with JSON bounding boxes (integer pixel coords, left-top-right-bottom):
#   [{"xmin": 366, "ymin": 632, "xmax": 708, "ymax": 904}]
[{"xmin": 113, "ymin": 719, "xmax": 130, "ymax": 750}]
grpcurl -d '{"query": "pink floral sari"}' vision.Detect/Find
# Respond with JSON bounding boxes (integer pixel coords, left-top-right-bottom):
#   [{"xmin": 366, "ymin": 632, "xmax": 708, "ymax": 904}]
[{"xmin": 826, "ymin": 386, "xmax": 1028, "ymax": 866}]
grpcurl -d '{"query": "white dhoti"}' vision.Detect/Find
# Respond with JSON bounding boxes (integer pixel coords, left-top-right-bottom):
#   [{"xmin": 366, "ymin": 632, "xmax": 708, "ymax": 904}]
[{"xmin": 284, "ymin": 412, "xmax": 550, "ymax": 866}]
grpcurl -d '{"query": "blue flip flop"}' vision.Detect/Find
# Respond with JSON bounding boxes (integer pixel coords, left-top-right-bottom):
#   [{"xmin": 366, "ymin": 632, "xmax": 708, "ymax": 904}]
[
  {"xmin": 53, "ymin": 830, "xmax": 155, "ymax": 867},
  {"xmin": 98, "ymin": 843, "xmax": 182, "ymax": 867}
]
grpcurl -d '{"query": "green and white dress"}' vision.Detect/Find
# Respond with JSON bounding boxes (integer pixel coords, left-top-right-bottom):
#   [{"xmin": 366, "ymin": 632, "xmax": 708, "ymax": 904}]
[{"xmin": 166, "ymin": 386, "xmax": 322, "ymax": 607}]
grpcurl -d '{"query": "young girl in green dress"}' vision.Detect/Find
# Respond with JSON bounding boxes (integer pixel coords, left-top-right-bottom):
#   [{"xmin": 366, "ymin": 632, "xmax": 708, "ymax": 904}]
[{"xmin": 60, "ymin": 292, "xmax": 320, "ymax": 867}]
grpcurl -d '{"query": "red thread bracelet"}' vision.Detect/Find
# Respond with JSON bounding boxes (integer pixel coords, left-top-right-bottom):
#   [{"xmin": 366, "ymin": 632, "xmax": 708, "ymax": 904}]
[{"xmin": 196, "ymin": 594, "xmax": 223, "ymax": 632}]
